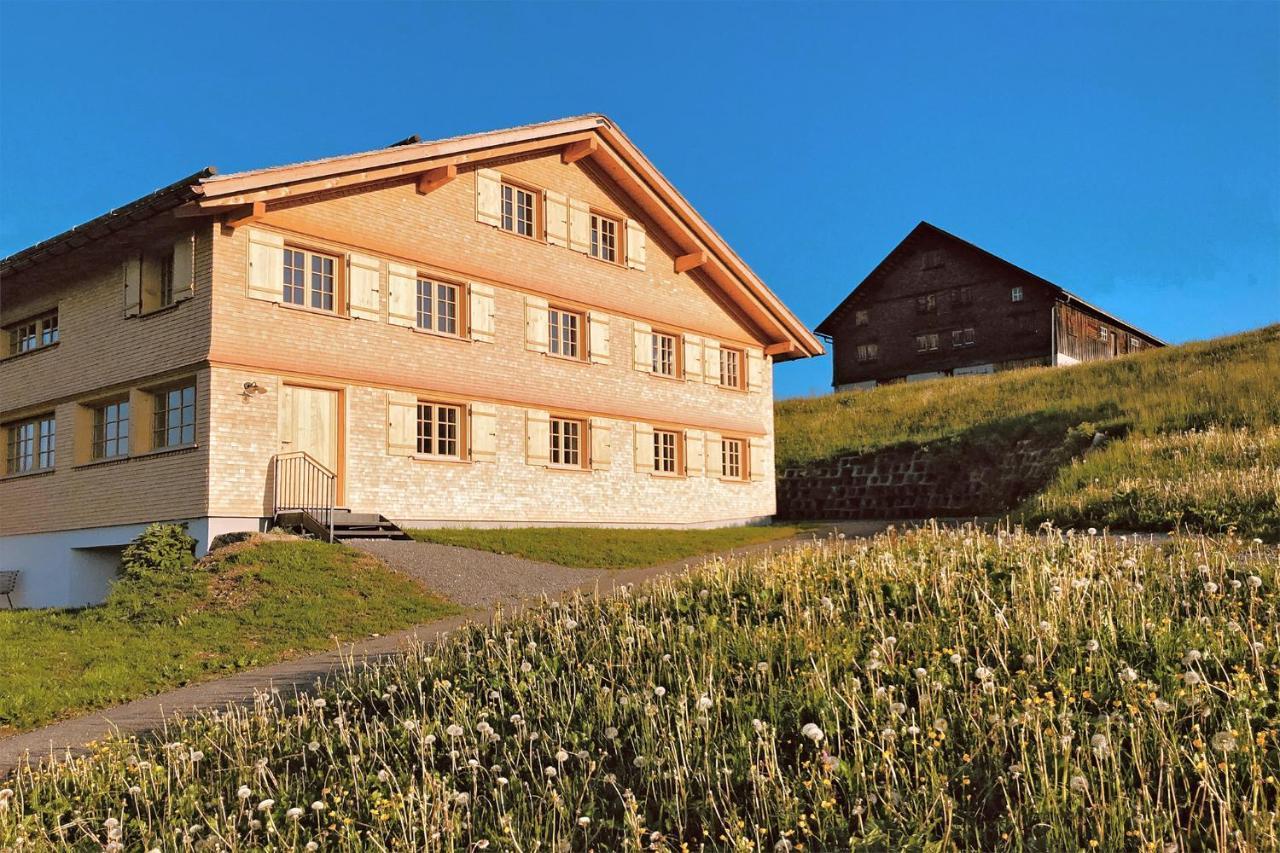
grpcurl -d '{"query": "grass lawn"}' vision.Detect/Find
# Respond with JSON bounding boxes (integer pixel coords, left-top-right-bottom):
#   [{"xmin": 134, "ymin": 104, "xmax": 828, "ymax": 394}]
[
  {"xmin": 0, "ymin": 536, "xmax": 456, "ymax": 736},
  {"xmin": 407, "ymin": 524, "xmax": 808, "ymax": 568}
]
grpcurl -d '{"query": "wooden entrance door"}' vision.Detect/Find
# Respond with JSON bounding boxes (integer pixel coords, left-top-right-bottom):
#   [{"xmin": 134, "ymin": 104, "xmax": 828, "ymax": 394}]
[{"xmin": 280, "ymin": 385, "xmax": 342, "ymax": 500}]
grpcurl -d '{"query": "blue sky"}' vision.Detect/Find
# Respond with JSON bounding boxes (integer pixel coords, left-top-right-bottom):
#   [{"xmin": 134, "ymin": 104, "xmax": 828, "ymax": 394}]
[{"xmin": 2, "ymin": 1, "xmax": 1276, "ymax": 398}]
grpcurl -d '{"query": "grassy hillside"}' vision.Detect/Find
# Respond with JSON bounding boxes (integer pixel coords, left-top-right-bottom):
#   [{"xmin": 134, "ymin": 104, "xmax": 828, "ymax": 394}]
[
  {"xmin": 5, "ymin": 529, "xmax": 1276, "ymax": 850},
  {"xmin": 0, "ymin": 528, "xmax": 455, "ymax": 735},
  {"xmin": 776, "ymin": 325, "xmax": 1280, "ymax": 537}
]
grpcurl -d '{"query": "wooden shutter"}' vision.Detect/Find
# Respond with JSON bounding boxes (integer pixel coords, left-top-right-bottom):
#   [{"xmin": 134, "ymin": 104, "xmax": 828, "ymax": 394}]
[
  {"xmin": 172, "ymin": 233, "xmax": 196, "ymax": 302},
  {"xmin": 685, "ymin": 429, "xmax": 705, "ymax": 476},
  {"xmin": 633, "ymin": 422, "xmax": 654, "ymax": 472},
  {"xmin": 470, "ymin": 403, "xmax": 498, "ymax": 462},
  {"xmin": 525, "ymin": 409, "xmax": 551, "ymax": 466},
  {"xmin": 545, "ymin": 190, "xmax": 569, "ymax": 247},
  {"xmin": 476, "ymin": 168, "xmax": 502, "ymax": 226},
  {"xmin": 749, "ymin": 437, "xmax": 767, "ymax": 481},
  {"xmin": 123, "ymin": 255, "xmax": 142, "ymax": 317},
  {"xmin": 625, "ymin": 219, "xmax": 647, "ymax": 271},
  {"xmin": 525, "ymin": 295, "xmax": 549, "ymax": 353},
  {"xmin": 633, "ymin": 322, "xmax": 653, "ymax": 372},
  {"xmin": 387, "ymin": 391, "xmax": 418, "ymax": 456},
  {"xmin": 469, "ymin": 283, "xmax": 496, "ymax": 343},
  {"xmin": 588, "ymin": 311, "xmax": 611, "ymax": 364},
  {"xmin": 703, "ymin": 339, "xmax": 722, "ymax": 385},
  {"xmin": 705, "ymin": 432, "xmax": 723, "ymax": 478},
  {"xmin": 247, "ymin": 228, "xmax": 284, "ymax": 303},
  {"xmin": 747, "ymin": 348, "xmax": 766, "ymax": 393},
  {"xmin": 683, "ymin": 334, "xmax": 704, "ymax": 382},
  {"xmin": 568, "ymin": 198, "xmax": 591, "ymax": 253},
  {"xmin": 348, "ymin": 252, "xmax": 381, "ymax": 321},
  {"xmin": 589, "ymin": 417, "xmax": 612, "ymax": 470},
  {"xmin": 388, "ymin": 261, "xmax": 417, "ymax": 327}
]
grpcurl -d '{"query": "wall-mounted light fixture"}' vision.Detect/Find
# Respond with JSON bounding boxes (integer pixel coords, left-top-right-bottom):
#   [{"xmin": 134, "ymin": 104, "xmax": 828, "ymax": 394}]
[{"xmin": 241, "ymin": 381, "xmax": 268, "ymax": 399}]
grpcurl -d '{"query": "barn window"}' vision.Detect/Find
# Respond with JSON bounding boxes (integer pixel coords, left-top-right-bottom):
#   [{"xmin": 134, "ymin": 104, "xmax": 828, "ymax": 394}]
[
  {"xmin": 1010, "ymin": 286, "xmax": 1024, "ymax": 303},
  {"xmin": 854, "ymin": 309, "xmax": 869, "ymax": 326},
  {"xmin": 915, "ymin": 333, "xmax": 939, "ymax": 353},
  {"xmin": 856, "ymin": 343, "xmax": 879, "ymax": 362}
]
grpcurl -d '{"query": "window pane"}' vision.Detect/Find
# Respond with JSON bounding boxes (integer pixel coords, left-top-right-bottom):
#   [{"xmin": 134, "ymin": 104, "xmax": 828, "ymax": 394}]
[
  {"xmin": 437, "ymin": 284, "xmax": 457, "ymax": 335},
  {"xmin": 416, "ymin": 279, "xmax": 434, "ymax": 330},
  {"xmin": 283, "ymin": 249, "xmax": 306, "ymax": 304}
]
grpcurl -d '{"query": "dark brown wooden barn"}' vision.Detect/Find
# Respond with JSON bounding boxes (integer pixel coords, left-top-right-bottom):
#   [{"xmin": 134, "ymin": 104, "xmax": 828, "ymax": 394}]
[{"xmin": 816, "ymin": 222, "xmax": 1165, "ymax": 390}]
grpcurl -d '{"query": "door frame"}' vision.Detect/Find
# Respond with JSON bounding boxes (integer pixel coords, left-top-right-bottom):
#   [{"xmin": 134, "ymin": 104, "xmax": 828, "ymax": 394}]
[{"xmin": 280, "ymin": 381, "xmax": 346, "ymax": 507}]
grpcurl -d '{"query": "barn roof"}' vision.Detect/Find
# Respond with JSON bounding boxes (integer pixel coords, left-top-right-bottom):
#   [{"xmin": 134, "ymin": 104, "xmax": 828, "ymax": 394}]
[{"xmin": 815, "ymin": 221, "xmax": 1166, "ymax": 346}]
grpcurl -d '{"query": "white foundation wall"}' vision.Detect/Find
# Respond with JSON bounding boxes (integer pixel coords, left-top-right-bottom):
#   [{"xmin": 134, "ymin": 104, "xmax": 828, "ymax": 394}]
[{"xmin": 0, "ymin": 516, "xmax": 261, "ymax": 609}]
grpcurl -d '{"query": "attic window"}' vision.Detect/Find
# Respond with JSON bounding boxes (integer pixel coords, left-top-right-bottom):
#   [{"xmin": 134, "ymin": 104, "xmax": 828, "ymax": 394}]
[
  {"xmin": 1011, "ymin": 286, "xmax": 1024, "ymax": 303},
  {"xmin": 854, "ymin": 309, "xmax": 869, "ymax": 327},
  {"xmin": 501, "ymin": 182, "xmax": 537, "ymax": 238},
  {"xmin": 920, "ymin": 250, "xmax": 943, "ymax": 270}
]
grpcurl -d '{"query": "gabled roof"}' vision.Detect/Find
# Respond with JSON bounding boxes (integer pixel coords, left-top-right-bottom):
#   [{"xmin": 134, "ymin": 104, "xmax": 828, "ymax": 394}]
[
  {"xmin": 1, "ymin": 115, "xmax": 823, "ymax": 360},
  {"xmin": 815, "ymin": 221, "xmax": 1166, "ymax": 346}
]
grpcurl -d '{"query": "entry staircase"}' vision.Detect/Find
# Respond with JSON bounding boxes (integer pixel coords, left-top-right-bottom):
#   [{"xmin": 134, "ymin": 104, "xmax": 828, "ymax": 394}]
[{"xmin": 272, "ymin": 452, "xmax": 411, "ymax": 543}]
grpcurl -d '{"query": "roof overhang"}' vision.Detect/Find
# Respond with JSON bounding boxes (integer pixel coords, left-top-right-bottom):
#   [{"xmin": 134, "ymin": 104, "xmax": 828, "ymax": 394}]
[{"xmin": 0, "ymin": 168, "xmax": 215, "ymax": 277}]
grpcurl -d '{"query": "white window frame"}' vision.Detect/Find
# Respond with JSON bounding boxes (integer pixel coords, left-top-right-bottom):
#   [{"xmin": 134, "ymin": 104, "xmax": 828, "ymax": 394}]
[{"xmin": 1011, "ymin": 286, "xmax": 1024, "ymax": 303}]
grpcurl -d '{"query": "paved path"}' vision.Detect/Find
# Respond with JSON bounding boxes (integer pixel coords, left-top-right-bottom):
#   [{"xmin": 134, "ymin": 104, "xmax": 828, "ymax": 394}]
[{"xmin": 0, "ymin": 533, "xmax": 824, "ymax": 779}]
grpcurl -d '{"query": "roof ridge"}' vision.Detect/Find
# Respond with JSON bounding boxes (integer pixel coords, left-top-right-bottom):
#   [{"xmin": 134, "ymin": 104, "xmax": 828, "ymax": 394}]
[{"xmin": 204, "ymin": 114, "xmax": 608, "ymax": 184}]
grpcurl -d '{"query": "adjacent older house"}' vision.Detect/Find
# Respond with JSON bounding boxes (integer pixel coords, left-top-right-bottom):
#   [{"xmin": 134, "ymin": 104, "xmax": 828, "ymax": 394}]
[
  {"xmin": 0, "ymin": 115, "xmax": 822, "ymax": 608},
  {"xmin": 816, "ymin": 222, "xmax": 1164, "ymax": 390}
]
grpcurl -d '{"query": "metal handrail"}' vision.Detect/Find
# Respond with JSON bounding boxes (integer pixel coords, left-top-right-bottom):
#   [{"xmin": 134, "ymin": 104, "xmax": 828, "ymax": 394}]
[{"xmin": 272, "ymin": 451, "xmax": 336, "ymax": 542}]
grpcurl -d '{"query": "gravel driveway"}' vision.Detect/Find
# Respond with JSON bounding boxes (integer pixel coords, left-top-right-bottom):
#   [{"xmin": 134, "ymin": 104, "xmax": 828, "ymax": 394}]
[{"xmin": 352, "ymin": 540, "xmax": 611, "ymax": 610}]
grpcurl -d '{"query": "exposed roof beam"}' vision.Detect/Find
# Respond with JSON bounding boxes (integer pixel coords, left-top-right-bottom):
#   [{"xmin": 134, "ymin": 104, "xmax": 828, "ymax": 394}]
[
  {"xmin": 674, "ymin": 251, "xmax": 707, "ymax": 274},
  {"xmin": 416, "ymin": 164, "xmax": 457, "ymax": 195},
  {"xmin": 561, "ymin": 138, "xmax": 597, "ymax": 164},
  {"xmin": 225, "ymin": 201, "xmax": 266, "ymax": 230}
]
